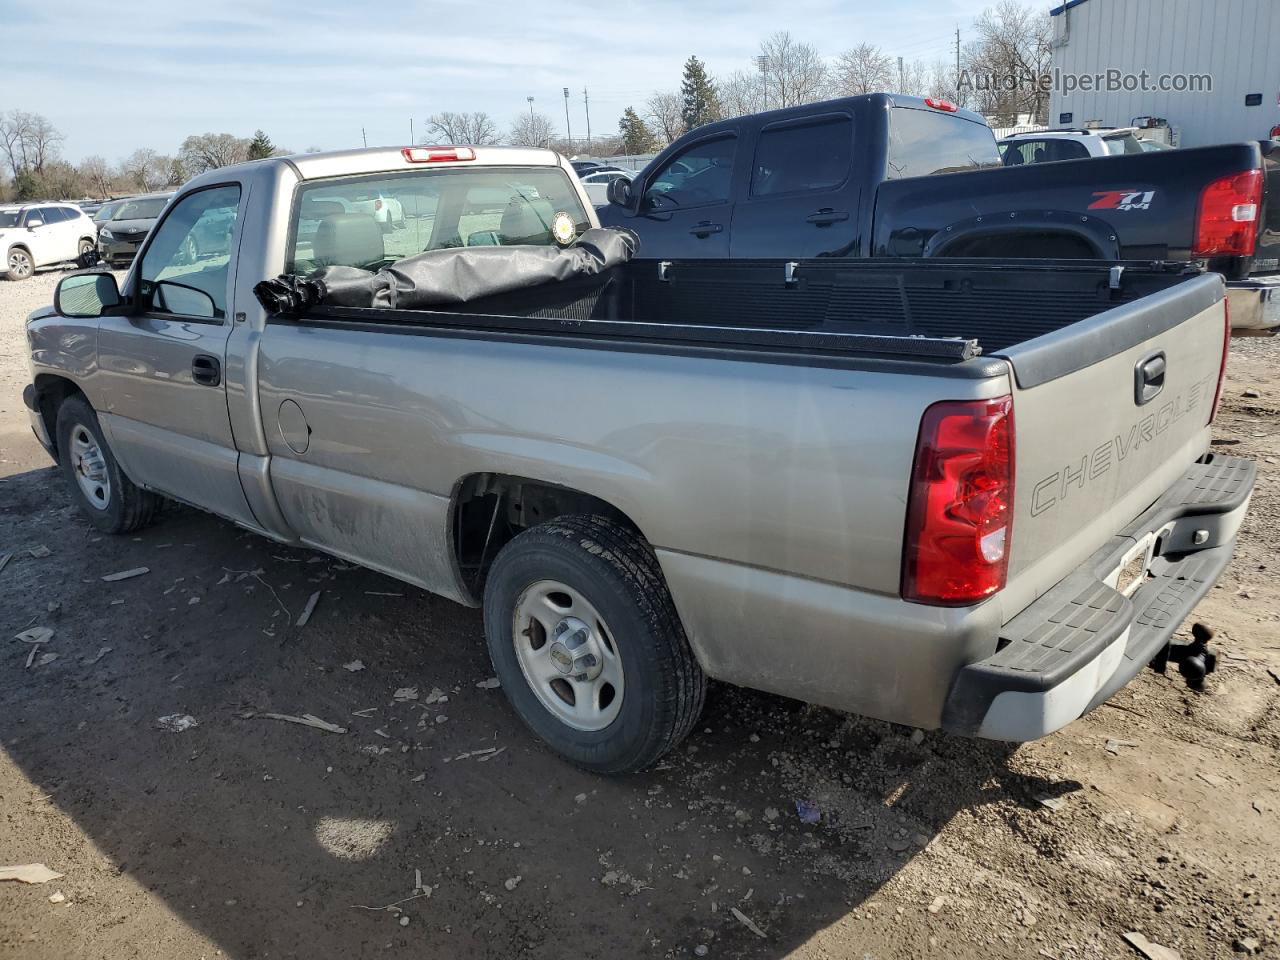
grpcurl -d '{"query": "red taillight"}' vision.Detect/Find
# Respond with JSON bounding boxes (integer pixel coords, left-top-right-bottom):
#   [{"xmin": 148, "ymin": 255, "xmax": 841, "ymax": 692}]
[
  {"xmin": 402, "ymin": 146, "xmax": 477, "ymax": 163},
  {"xmin": 1210, "ymin": 298, "xmax": 1230, "ymax": 424},
  {"xmin": 1193, "ymin": 169, "xmax": 1262, "ymax": 257},
  {"xmin": 902, "ymin": 396, "xmax": 1015, "ymax": 606},
  {"xmin": 924, "ymin": 97, "xmax": 958, "ymax": 112},
  {"xmin": 1270, "ymin": 124, "xmax": 1280, "ymax": 140}
]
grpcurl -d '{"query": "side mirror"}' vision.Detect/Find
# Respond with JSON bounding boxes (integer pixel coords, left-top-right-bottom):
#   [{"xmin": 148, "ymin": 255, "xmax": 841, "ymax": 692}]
[
  {"xmin": 605, "ymin": 176, "xmax": 634, "ymax": 209},
  {"xmin": 55, "ymin": 272, "xmax": 121, "ymax": 318},
  {"xmin": 154, "ymin": 280, "xmax": 217, "ymax": 319},
  {"xmin": 26, "ymin": 218, "xmax": 44, "ymax": 230}
]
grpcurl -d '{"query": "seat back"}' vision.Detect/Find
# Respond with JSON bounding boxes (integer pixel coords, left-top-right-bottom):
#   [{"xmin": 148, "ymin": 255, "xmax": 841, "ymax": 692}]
[{"xmin": 314, "ymin": 212, "xmax": 384, "ymax": 267}]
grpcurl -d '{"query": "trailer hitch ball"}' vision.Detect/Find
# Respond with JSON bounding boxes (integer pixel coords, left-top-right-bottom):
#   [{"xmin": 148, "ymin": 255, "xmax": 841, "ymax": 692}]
[{"xmin": 1177, "ymin": 623, "xmax": 1219, "ymax": 691}]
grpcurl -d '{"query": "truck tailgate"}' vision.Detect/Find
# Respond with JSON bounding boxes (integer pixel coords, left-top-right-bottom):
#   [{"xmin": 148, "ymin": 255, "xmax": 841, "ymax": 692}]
[{"xmin": 996, "ymin": 272, "xmax": 1227, "ymax": 618}]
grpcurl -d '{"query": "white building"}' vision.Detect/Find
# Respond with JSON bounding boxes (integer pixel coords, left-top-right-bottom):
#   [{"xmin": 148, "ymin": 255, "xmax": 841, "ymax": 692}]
[{"xmin": 1048, "ymin": 0, "xmax": 1280, "ymax": 147}]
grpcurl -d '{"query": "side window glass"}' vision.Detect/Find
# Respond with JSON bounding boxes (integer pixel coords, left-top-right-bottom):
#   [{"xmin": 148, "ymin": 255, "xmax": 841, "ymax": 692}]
[
  {"xmin": 139, "ymin": 185, "xmax": 241, "ymax": 320},
  {"xmin": 751, "ymin": 117, "xmax": 852, "ymax": 197},
  {"xmin": 644, "ymin": 136, "xmax": 736, "ymax": 210},
  {"xmin": 44, "ymin": 207, "xmax": 68, "ymax": 223}
]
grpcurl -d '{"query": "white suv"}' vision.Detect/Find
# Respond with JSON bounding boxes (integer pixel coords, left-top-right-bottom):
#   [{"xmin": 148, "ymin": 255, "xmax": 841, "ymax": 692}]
[
  {"xmin": 999, "ymin": 128, "xmax": 1148, "ymax": 166},
  {"xmin": 1, "ymin": 202, "xmax": 97, "ymax": 281}
]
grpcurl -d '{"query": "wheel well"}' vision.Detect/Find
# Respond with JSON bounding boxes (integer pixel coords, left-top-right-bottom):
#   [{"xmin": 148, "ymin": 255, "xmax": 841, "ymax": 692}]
[
  {"xmin": 936, "ymin": 230, "xmax": 1101, "ymax": 259},
  {"xmin": 33, "ymin": 374, "xmax": 86, "ymax": 461},
  {"xmin": 451, "ymin": 473, "xmax": 642, "ymax": 598}
]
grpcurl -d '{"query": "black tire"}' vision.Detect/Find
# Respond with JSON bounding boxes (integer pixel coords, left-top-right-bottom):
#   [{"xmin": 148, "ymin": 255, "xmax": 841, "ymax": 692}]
[
  {"xmin": 55, "ymin": 394, "xmax": 161, "ymax": 534},
  {"xmin": 77, "ymin": 238, "xmax": 97, "ymax": 268},
  {"xmin": 5, "ymin": 246, "xmax": 33, "ymax": 281},
  {"xmin": 483, "ymin": 515, "xmax": 706, "ymax": 774}
]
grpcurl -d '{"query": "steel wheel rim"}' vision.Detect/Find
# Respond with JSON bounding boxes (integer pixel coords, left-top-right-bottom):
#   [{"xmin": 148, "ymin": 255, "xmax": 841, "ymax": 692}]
[
  {"xmin": 8, "ymin": 250, "xmax": 31, "ymax": 278},
  {"xmin": 69, "ymin": 423, "xmax": 111, "ymax": 510},
  {"xmin": 512, "ymin": 579, "xmax": 624, "ymax": 731}
]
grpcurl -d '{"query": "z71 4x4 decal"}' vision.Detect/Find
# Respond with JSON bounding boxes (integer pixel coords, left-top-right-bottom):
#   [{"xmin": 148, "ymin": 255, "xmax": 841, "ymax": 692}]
[{"xmin": 1089, "ymin": 189, "xmax": 1156, "ymax": 211}]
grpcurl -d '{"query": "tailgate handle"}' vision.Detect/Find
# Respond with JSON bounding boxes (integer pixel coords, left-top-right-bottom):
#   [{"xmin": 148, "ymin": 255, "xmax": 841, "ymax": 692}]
[{"xmin": 1135, "ymin": 351, "xmax": 1166, "ymax": 405}]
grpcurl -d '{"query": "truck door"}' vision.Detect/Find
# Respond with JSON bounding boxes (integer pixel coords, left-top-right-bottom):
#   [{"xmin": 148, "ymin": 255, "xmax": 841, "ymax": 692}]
[
  {"xmin": 729, "ymin": 113, "xmax": 859, "ymax": 258},
  {"xmin": 627, "ymin": 134, "xmax": 737, "ymax": 258},
  {"xmin": 94, "ymin": 182, "xmax": 258, "ymax": 526}
]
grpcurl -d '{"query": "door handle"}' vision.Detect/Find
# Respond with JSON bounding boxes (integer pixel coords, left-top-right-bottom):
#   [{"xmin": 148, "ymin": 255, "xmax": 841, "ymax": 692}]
[
  {"xmin": 1134, "ymin": 351, "xmax": 1165, "ymax": 405},
  {"xmin": 806, "ymin": 209, "xmax": 849, "ymax": 225},
  {"xmin": 689, "ymin": 221, "xmax": 723, "ymax": 237},
  {"xmin": 192, "ymin": 354, "xmax": 221, "ymax": 387}
]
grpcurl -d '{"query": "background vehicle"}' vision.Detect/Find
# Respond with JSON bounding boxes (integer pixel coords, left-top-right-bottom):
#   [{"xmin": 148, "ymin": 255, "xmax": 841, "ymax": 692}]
[
  {"xmin": 999, "ymin": 127, "xmax": 1146, "ymax": 164},
  {"xmin": 1, "ymin": 202, "xmax": 96, "ymax": 280},
  {"xmin": 22, "ymin": 145, "xmax": 1251, "ymax": 773},
  {"xmin": 580, "ymin": 168, "xmax": 632, "ymax": 206},
  {"xmin": 1139, "ymin": 139, "xmax": 1176, "ymax": 153},
  {"xmin": 599, "ymin": 93, "xmax": 1280, "ymax": 332},
  {"xmin": 91, "ymin": 198, "xmax": 127, "ymax": 234},
  {"xmin": 97, "ymin": 193, "xmax": 173, "ymax": 265}
]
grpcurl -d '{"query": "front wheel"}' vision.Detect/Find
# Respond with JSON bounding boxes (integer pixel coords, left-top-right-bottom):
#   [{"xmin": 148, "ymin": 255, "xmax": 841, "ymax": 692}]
[
  {"xmin": 5, "ymin": 247, "xmax": 33, "ymax": 281},
  {"xmin": 77, "ymin": 239, "xmax": 96, "ymax": 268},
  {"xmin": 483, "ymin": 515, "xmax": 706, "ymax": 774},
  {"xmin": 55, "ymin": 395, "xmax": 161, "ymax": 534}
]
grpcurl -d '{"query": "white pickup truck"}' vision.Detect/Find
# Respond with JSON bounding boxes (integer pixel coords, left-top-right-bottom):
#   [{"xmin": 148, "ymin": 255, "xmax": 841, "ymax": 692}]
[{"xmin": 23, "ymin": 145, "xmax": 1254, "ymax": 773}]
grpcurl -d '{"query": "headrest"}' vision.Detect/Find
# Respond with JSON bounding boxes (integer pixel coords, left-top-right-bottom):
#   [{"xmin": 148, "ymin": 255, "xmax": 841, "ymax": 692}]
[
  {"xmin": 302, "ymin": 199, "xmax": 346, "ymax": 220},
  {"xmin": 313, "ymin": 212, "xmax": 384, "ymax": 268},
  {"xmin": 500, "ymin": 199, "xmax": 555, "ymax": 245}
]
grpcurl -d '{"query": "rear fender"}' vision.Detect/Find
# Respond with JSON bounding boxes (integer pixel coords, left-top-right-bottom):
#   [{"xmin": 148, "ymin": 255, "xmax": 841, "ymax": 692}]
[{"xmin": 923, "ymin": 210, "xmax": 1120, "ymax": 260}]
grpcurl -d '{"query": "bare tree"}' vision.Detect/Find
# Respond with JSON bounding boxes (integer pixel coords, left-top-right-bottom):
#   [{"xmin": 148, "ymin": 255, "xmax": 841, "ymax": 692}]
[
  {"xmin": 121, "ymin": 148, "xmax": 172, "ymax": 192},
  {"xmin": 965, "ymin": 1, "xmax": 1052, "ymax": 122},
  {"xmin": 898, "ymin": 59, "xmax": 931, "ymax": 98},
  {"xmin": 718, "ymin": 70, "xmax": 767, "ymax": 120},
  {"xmin": 180, "ymin": 133, "xmax": 250, "ymax": 176},
  {"xmin": 0, "ymin": 110, "xmax": 63, "ymax": 177},
  {"xmin": 508, "ymin": 112, "xmax": 558, "ymax": 147},
  {"xmin": 78, "ymin": 155, "xmax": 115, "ymax": 197},
  {"xmin": 645, "ymin": 91, "xmax": 684, "ymax": 145},
  {"xmin": 833, "ymin": 43, "xmax": 894, "ymax": 96},
  {"xmin": 758, "ymin": 32, "xmax": 829, "ymax": 109},
  {"xmin": 424, "ymin": 111, "xmax": 500, "ymax": 145}
]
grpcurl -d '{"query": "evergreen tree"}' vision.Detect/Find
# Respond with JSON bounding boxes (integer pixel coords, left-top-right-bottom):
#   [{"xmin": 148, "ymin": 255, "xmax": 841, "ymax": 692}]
[
  {"xmin": 247, "ymin": 129, "xmax": 275, "ymax": 160},
  {"xmin": 617, "ymin": 107, "xmax": 657, "ymax": 154},
  {"xmin": 680, "ymin": 56, "xmax": 721, "ymax": 132}
]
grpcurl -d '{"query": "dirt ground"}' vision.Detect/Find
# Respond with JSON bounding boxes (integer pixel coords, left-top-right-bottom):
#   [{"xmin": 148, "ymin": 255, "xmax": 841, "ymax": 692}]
[{"xmin": 1, "ymin": 266, "xmax": 1277, "ymax": 960}]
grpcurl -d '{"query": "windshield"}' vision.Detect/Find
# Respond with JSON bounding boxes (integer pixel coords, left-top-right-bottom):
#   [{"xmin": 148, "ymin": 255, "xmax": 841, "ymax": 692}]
[
  {"xmin": 0, "ymin": 210, "xmax": 20, "ymax": 229},
  {"xmin": 288, "ymin": 166, "xmax": 592, "ymax": 273},
  {"xmin": 112, "ymin": 198, "xmax": 169, "ymax": 220},
  {"xmin": 94, "ymin": 202, "xmax": 121, "ymax": 222}
]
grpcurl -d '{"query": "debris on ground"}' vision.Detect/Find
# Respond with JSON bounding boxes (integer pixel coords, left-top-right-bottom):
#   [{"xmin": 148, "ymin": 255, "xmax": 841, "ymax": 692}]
[
  {"xmin": 33, "ymin": 652, "xmax": 57, "ymax": 668},
  {"xmin": 1106, "ymin": 738, "xmax": 1139, "ymax": 755},
  {"xmin": 1242, "ymin": 388, "xmax": 1261, "ymax": 398},
  {"xmin": 83, "ymin": 646, "xmax": 112, "ymax": 665},
  {"xmin": 343, "ymin": 660, "xmax": 366, "ymax": 672},
  {"xmin": 156, "ymin": 714, "xmax": 198, "ymax": 733},
  {"xmin": 730, "ymin": 906, "xmax": 767, "ymax": 939},
  {"xmin": 1035, "ymin": 793, "xmax": 1067, "ymax": 811},
  {"xmin": 694, "ymin": 945, "xmax": 709, "ymax": 957},
  {"xmin": 1267, "ymin": 667, "xmax": 1280, "ymax": 686},
  {"xmin": 1122, "ymin": 931, "xmax": 1182, "ymax": 960},
  {"xmin": 1234, "ymin": 937, "xmax": 1262, "ymax": 955},
  {"xmin": 928, "ymin": 896, "xmax": 946, "ymax": 914},
  {"xmin": 15, "ymin": 626, "xmax": 53, "ymax": 645},
  {"xmin": 909, "ymin": 728, "xmax": 925, "ymax": 745},
  {"xmin": 762, "ymin": 807, "xmax": 779, "ymax": 822},
  {"xmin": 0, "ymin": 864, "xmax": 64, "ymax": 884},
  {"xmin": 28, "ymin": 545, "xmax": 51, "ymax": 558},
  {"xmin": 1196, "ymin": 771, "xmax": 1229, "ymax": 787},
  {"xmin": 0, "ymin": 552, "xmax": 11, "ymax": 575},
  {"xmin": 447, "ymin": 747, "xmax": 501, "ymax": 762},
  {"xmin": 476, "ymin": 677, "xmax": 501, "ymax": 689},
  {"xmin": 795, "ymin": 801, "xmax": 820, "ymax": 824},
  {"xmin": 424, "ymin": 687, "xmax": 449, "ymax": 704},
  {"xmin": 351, "ymin": 707, "xmax": 377, "ymax": 718},
  {"xmin": 393, "ymin": 687, "xmax": 418, "ymax": 701},
  {"xmin": 477, "ymin": 747, "xmax": 505, "ymax": 762},
  {"xmin": 254, "ymin": 712, "xmax": 347, "ymax": 734},
  {"xmin": 504, "ymin": 876, "xmax": 521, "ymax": 891},
  {"xmin": 101, "ymin": 567, "xmax": 149, "ymax": 582},
  {"xmin": 296, "ymin": 590, "xmax": 321, "ymax": 627},
  {"xmin": 47, "ymin": 891, "xmax": 65, "ymax": 904}
]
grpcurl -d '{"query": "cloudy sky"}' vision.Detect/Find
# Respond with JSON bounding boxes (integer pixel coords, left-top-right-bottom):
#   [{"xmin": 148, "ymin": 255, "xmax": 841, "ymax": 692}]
[{"xmin": 9, "ymin": 0, "xmax": 1000, "ymax": 162}]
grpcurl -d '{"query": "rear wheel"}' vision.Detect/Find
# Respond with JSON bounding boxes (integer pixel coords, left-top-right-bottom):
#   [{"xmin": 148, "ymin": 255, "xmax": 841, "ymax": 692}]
[
  {"xmin": 483, "ymin": 515, "xmax": 706, "ymax": 774},
  {"xmin": 55, "ymin": 395, "xmax": 161, "ymax": 534},
  {"xmin": 5, "ymin": 247, "xmax": 33, "ymax": 281},
  {"xmin": 77, "ymin": 238, "xmax": 96, "ymax": 267}
]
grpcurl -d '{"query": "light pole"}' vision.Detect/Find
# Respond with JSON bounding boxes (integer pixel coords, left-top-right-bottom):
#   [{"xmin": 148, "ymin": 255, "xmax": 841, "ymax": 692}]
[
  {"xmin": 563, "ymin": 87, "xmax": 572, "ymax": 148},
  {"xmin": 527, "ymin": 96, "xmax": 535, "ymax": 121},
  {"xmin": 756, "ymin": 55, "xmax": 769, "ymax": 111}
]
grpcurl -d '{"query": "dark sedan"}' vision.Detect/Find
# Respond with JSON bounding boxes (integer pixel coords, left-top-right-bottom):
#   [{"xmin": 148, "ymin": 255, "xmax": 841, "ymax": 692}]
[{"xmin": 96, "ymin": 193, "xmax": 172, "ymax": 265}]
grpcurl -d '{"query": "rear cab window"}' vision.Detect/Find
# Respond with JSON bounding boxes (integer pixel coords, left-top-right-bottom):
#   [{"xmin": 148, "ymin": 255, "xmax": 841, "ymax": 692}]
[
  {"xmin": 887, "ymin": 107, "xmax": 1001, "ymax": 179},
  {"xmin": 751, "ymin": 115, "xmax": 852, "ymax": 196},
  {"xmin": 288, "ymin": 167, "xmax": 592, "ymax": 273}
]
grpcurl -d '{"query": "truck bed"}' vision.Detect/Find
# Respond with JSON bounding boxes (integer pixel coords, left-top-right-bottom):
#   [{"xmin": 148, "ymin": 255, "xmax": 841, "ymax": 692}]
[{"xmin": 305, "ymin": 258, "xmax": 1202, "ymax": 365}]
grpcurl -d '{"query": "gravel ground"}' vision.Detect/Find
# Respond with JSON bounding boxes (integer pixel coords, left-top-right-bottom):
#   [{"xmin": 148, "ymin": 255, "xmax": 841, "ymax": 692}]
[{"xmin": 1, "ymin": 269, "xmax": 1278, "ymax": 960}]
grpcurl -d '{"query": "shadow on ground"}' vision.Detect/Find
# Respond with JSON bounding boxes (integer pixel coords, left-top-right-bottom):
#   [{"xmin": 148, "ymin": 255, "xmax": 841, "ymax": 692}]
[{"xmin": 0, "ymin": 465, "xmax": 1075, "ymax": 959}]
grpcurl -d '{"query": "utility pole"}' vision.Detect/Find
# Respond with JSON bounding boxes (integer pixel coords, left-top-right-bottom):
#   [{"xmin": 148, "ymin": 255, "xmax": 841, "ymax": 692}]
[
  {"xmin": 583, "ymin": 86, "xmax": 592, "ymax": 153},
  {"xmin": 563, "ymin": 86, "xmax": 572, "ymax": 148},
  {"xmin": 898, "ymin": 56, "xmax": 905, "ymax": 92},
  {"xmin": 361, "ymin": 127, "xmax": 367, "ymax": 148},
  {"xmin": 527, "ymin": 96, "xmax": 535, "ymax": 121},
  {"xmin": 409, "ymin": 117, "xmax": 414, "ymax": 145},
  {"xmin": 955, "ymin": 28, "xmax": 962, "ymax": 103},
  {"xmin": 756, "ymin": 55, "xmax": 769, "ymax": 110}
]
